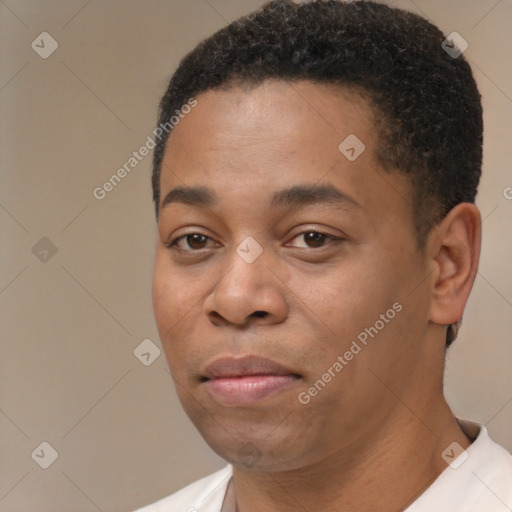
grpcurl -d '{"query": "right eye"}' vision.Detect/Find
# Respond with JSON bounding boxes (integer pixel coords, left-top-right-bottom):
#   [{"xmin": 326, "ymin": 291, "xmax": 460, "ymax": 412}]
[{"xmin": 165, "ymin": 233, "xmax": 219, "ymax": 252}]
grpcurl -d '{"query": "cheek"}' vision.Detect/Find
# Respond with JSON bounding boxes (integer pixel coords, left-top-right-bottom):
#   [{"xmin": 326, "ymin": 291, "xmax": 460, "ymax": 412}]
[
  {"xmin": 296, "ymin": 260, "xmax": 411, "ymax": 369},
  {"xmin": 152, "ymin": 259, "xmax": 173, "ymax": 329},
  {"xmin": 296, "ymin": 263, "xmax": 388, "ymax": 338},
  {"xmin": 152, "ymin": 251, "xmax": 195, "ymax": 315},
  {"xmin": 151, "ymin": 257, "xmax": 199, "ymax": 353},
  {"xmin": 151, "ymin": 276, "xmax": 189, "ymax": 380}
]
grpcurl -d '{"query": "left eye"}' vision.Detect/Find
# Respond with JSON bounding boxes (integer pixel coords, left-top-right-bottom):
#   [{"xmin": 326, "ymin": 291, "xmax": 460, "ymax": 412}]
[
  {"xmin": 167, "ymin": 231, "xmax": 339, "ymax": 251},
  {"xmin": 287, "ymin": 231, "xmax": 340, "ymax": 248}
]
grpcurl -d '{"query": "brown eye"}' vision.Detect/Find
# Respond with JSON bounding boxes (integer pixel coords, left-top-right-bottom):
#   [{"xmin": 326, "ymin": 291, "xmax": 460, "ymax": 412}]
[
  {"xmin": 303, "ymin": 232, "xmax": 328, "ymax": 247},
  {"xmin": 289, "ymin": 231, "xmax": 339, "ymax": 249},
  {"xmin": 167, "ymin": 233, "xmax": 213, "ymax": 251},
  {"xmin": 185, "ymin": 234, "xmax": 209, "ymax": 249}
]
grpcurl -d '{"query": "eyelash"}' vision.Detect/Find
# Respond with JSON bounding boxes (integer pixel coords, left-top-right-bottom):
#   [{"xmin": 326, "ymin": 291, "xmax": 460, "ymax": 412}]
[{"xmin": 165, "ymin": 230, "xmax": 342, "ymax": 252}]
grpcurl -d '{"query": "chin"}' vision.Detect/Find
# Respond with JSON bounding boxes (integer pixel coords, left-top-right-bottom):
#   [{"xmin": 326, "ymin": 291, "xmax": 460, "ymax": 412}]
[{"xmin": 189, "ymin": 412, "xmax": 315, "ymax": 472}]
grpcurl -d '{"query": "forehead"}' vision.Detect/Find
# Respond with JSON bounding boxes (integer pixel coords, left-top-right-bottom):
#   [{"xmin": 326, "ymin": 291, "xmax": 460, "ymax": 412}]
[
  {"xmin": 158, "ymin": 79, "xmax": 411, "ymax": 221},
  {"xmin": 163, "ymin": 80, "xmax": 376, "ymax": 160}
]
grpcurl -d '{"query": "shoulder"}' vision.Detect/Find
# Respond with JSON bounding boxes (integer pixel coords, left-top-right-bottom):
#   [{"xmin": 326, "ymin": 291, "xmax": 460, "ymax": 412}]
[
  {"xmin": 133, "ymin": 465, "xmax": 233, "ymax": 512},
  {"xmin": 407, "ymin": 420, "xmax": 512, "ymax": 512}
]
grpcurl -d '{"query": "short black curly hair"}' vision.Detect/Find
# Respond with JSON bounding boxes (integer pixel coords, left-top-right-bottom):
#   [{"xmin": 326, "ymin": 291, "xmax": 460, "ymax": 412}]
[{"xmin": 151, "ymin": 0, "xmax": 483, "ymax": 347}]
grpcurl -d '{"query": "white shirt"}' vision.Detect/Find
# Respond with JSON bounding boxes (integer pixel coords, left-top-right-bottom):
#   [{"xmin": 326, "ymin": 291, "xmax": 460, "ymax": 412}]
[{"xmin": 134, "ymin": 420, "xmax": 512, "ymax": 512}]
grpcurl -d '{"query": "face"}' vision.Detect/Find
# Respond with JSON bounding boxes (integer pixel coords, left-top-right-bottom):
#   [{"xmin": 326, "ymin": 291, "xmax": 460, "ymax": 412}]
[{"xmin": 152, "ymin": 80, "xmax": 434, "ymax": 472}]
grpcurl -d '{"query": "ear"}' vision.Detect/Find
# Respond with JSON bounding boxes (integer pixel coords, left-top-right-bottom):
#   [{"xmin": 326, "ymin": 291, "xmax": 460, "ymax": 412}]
[{"xmin": 428, "ymin": 203, "xmax": 482, "ymax": 326}]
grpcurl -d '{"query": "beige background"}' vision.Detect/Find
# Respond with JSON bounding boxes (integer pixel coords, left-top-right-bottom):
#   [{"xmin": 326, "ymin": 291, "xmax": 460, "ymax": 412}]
[{"xmin": 0, "ymin": 0, "xmax": 511, "ymax": 510}]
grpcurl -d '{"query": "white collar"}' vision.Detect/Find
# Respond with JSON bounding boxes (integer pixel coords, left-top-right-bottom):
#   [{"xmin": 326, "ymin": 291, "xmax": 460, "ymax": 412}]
[
  {"xmin": 405, "ymin": 419, "xmax": 512, "ymax": 511},
  {"xmin": 220, "ymin": 420, "xmax": 512, "ymax": 512}
]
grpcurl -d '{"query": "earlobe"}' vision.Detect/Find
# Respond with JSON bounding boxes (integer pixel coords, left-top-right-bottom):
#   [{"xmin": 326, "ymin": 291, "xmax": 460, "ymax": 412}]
[{"xmin": 428, "ymin": 203, "xmax": 482, "ymax": 327}]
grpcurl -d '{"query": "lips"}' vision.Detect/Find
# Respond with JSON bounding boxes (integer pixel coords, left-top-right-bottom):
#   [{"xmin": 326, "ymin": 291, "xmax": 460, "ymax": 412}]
[
  {"xmin": 201, "ymin": 356, "xmax": 301, "ymax": 406},
  {"xmin": 202, "ymin": 355, "xmax": 299, "ymax": 379}
]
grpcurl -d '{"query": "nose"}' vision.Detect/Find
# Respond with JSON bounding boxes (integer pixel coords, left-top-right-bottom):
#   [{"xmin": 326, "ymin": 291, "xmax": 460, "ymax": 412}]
[{"xmin": 203, "ymin": 246, "xmax": 289, "ymax": 328}]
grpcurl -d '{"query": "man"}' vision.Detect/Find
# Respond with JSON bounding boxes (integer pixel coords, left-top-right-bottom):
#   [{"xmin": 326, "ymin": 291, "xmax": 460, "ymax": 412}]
[{"xmin": 138, "ymin": 0, "xmax": 512, "ymax": 510}]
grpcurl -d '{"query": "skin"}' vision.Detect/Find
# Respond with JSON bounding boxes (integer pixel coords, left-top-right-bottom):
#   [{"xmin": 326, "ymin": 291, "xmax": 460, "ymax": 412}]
[{"xmin": 152, "ymin": 79, "xmax": 482, "ymax": 511}]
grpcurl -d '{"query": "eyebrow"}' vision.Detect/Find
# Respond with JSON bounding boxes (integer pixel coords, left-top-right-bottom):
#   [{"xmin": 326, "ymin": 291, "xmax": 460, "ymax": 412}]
[{"xmin": 160, "ymin": 183, "xmax": 361, "ymax": 212}]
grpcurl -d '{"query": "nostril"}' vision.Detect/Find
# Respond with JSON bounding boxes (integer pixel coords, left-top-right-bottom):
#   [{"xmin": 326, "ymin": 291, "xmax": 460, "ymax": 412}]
[{"xmin": 252, "ymin": 311, "xmax": 267, "ymax": 318}]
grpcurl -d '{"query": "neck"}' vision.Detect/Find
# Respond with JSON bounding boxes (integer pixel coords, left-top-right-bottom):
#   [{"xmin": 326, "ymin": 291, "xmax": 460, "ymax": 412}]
[{"xmin": 231, "ymin": 397, "xmax": 471, "ymax": 512}]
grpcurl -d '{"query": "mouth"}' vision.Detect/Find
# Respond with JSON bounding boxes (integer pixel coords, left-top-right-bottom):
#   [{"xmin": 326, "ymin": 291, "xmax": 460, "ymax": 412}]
[{"xmin": 201, "ymin": 355, "xmax": 302, "ymax": 407}]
